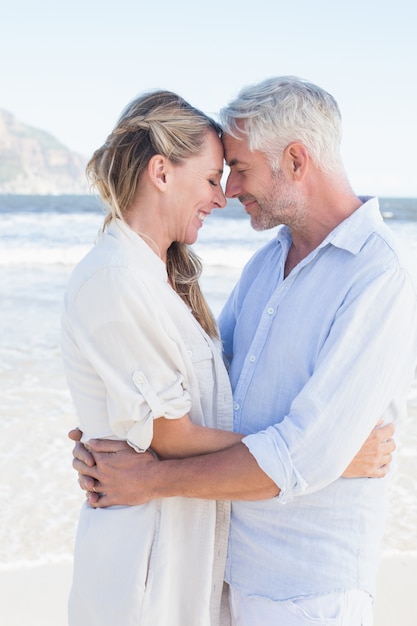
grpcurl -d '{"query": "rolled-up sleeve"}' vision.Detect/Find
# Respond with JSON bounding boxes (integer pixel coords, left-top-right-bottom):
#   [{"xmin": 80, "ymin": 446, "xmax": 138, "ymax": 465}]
[{"xmin": 242, "ymin": 429, "xmax": 308, "ymax": 503}]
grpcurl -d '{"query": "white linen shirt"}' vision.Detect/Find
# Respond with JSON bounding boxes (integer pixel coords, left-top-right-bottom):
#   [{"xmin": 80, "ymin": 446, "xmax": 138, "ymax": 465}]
[
  {"xmin": 62, "ymin": 220, "xmax": 233, "ymax": 626},
  {"xmin": 219, "ymin": 197, "xmax": 417, "ymax": 601}
]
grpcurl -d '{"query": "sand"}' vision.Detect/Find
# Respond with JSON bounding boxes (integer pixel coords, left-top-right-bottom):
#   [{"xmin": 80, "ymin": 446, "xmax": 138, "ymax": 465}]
[
  {"xmin": 0, "ymin": 552, "xmax": 416, "ymax": 625},
  {"xmin": 0, "ymin": 560, "xmax": 72, "ymax": 626}
]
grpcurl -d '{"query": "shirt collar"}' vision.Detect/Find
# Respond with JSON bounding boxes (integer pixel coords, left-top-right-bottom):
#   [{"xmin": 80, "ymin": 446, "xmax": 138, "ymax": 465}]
[
  {"xmin": 323, "ymin": 196, "xmax": 383, "ymax": 255},
  {"xmin": 106, "ymin": 218, "xmax": 168, "ymax": 280},
  {"xmin": 275, "ymin": 196, "xmax": 383, "ymax": 257}
]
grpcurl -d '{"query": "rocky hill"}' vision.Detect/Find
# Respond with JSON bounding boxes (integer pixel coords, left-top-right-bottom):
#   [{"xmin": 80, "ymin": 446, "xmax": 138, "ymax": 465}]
[{"xmin": 0, "ymin": 109, "xmax": 89, "ymax": 194}]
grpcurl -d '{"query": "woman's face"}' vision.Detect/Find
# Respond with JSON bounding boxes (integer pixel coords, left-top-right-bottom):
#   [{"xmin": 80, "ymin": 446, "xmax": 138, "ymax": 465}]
[{"xmin": 168, "ymin": 131, "xmax": 227, "ymax": 245}]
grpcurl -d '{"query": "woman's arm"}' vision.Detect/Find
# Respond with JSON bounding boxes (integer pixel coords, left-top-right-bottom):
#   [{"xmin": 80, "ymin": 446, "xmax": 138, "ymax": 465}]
[
  {"xmin": 341, "ymin": 420, "xmax": 395, "ymax": 478},
  {"xmin": 151, "ymin": 414, "xmax": 244, "ymax": 458}
]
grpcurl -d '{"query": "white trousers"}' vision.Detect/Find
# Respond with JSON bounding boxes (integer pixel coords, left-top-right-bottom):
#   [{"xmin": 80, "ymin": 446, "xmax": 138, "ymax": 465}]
[{"xmin": 229, "ymin": 586, "xmax": 373, "ymax": 626}]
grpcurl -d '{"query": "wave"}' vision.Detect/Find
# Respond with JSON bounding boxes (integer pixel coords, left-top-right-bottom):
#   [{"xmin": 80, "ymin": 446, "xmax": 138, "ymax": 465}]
[
  {"xmin": 1, "ymin": 197, "xmax": 416, "ymax": 269},
  {"xmin": 0, "ymin": 245, "xmax": 92, "ymax": 266},
  {"xmin": 0, "ymin": 242, "xmax": 259, "ymax": 270}
]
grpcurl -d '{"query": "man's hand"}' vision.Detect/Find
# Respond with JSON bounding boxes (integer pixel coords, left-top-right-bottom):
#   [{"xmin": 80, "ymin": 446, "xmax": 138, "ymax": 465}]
[
  {"xmin": 68, "ymin": 428, "xmax": 159, "ymax": 507},
  {"xmin": 342, "ymin": 421, "xmax": 395, "ymax": 478}
]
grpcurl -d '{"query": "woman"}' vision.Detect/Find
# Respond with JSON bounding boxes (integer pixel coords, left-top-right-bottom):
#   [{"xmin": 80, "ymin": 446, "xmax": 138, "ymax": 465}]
[{"xmin": 61, "ymin": 90, "xmax": 243, "ymax": 626}]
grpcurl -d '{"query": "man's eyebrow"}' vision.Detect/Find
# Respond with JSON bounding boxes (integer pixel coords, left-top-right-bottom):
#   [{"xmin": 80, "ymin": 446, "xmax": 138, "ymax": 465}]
[{"xmin": 226, "ymin": 158, "xmax": 239, "ymax": 167}]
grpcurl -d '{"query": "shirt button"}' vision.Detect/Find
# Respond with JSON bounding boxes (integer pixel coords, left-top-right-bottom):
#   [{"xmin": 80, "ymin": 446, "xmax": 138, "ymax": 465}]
[
  {"xmin": 267, "ymin": 307, "xmax": 275, "ymax": 315},
  {"xmin": 234, "ymin": 403, "xmax": 240, "ymax": 411},
  {"xmin": 133, "ymin": 373, "xmax": 145, "ymax": 386},
  {"xmin": 249, "ymin": 355, "xmax": 256, "ymax": 362}
]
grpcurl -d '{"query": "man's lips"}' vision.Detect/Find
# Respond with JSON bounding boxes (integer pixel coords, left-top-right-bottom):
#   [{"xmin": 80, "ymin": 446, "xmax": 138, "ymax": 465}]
[{"xmin": 242, "ymin": 199, "xmax": 257, "ymax": 212}]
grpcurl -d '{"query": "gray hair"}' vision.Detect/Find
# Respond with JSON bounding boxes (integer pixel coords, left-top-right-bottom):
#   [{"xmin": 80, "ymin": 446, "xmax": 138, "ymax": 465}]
[{"xmin": 220, "ymin": 76, "xmax": 343, "ymax": 173}]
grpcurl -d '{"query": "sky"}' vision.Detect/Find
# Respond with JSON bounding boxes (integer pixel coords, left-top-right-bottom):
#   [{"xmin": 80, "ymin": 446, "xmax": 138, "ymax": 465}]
[{"xmin": 1, "ymin": 0, "xmax": 417, "ymax": 197}]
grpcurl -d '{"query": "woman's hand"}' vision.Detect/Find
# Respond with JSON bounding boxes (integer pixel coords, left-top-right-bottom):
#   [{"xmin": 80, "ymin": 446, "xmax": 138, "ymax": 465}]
[{"xmin": 342, "ymin": 421, "xmax": 395, "ymax": 478}]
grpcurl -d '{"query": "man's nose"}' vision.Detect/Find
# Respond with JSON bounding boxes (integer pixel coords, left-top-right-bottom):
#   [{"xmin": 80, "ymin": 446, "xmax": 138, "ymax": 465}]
[{"xmin": 225, "ymin": 173, "xmax": 239, "ymax": 198}]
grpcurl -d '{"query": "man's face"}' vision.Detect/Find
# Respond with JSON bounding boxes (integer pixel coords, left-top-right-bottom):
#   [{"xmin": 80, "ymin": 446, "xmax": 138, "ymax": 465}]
[{"xmin": 222, "ymin": 130, "xmax": 299, "ymax": 231}]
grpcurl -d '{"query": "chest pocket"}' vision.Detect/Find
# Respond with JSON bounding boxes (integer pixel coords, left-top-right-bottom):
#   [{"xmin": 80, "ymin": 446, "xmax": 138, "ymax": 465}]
[
  {"xmin": 185, "ymin": 342, "xmax": 215, "ymax": 406},
  {"xmin": 186, "ymin": 342, "xmax": 213, "ymax": 364}
]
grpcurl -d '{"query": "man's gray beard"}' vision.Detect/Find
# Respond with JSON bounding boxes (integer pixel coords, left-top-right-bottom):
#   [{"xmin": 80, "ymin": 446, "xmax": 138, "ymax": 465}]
[{"xmin": 251, "ymin": 170, "xmax": 300, "ymax": 231}]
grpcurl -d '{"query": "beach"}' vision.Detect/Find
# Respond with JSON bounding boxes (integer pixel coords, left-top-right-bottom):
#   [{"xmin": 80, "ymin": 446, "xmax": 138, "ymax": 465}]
[{"xmin": 1, "ymin": 195, "xmax": 416, "ymax": 625}]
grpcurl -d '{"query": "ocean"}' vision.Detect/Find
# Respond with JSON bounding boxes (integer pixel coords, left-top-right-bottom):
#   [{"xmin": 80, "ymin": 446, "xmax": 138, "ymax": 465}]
[{"xmin": 1, "ymin": 194, "xmax": 416, "ymax": 569}]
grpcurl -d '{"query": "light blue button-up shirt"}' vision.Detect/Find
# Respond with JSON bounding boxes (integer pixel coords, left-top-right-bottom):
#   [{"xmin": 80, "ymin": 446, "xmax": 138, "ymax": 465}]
[{"xmin": 219, "ymin": 197, "xmax": 417, "ymax": 600}]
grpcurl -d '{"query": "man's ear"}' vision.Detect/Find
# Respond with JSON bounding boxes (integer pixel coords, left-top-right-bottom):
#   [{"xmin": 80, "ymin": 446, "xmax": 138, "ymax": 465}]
[
  {"xmin": 148, "ymin": 154, "xmax": 168, "ymax": 189},
  {"xmin": 284, "ymin": 142, "xmax": 308, "ymax": 180}
]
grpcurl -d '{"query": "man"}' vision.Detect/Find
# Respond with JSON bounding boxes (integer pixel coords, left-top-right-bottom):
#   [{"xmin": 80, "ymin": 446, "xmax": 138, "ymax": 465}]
[{"xmin": 72, "ymin": 76, "xmax": 416, "ymax": 625}]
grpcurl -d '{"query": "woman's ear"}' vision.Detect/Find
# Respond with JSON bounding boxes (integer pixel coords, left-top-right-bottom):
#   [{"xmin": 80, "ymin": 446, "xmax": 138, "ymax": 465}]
[
  {"xmin": 284, "ymin": 142, "xmax": 308, "ymax": 180},
  {"xmin": 148, "ymin": 154, "xmax": 168, "ymax": 189}
]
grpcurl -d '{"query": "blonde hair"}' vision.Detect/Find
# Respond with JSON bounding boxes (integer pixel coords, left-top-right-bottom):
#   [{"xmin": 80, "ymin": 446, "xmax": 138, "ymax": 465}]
[{"xmin": 87, "ymin": 90, "xmax": 221, "ymax": 337}]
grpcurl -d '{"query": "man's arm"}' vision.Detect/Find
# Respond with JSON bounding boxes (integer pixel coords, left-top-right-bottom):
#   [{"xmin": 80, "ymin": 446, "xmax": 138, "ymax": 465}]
[
  {"xmin": 69, "ymin": 421, "xmax": 395, "ymax": 507},
  {"xmin": 71, "ymin": 434, "xmax": 279, "ymax": 507}
]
